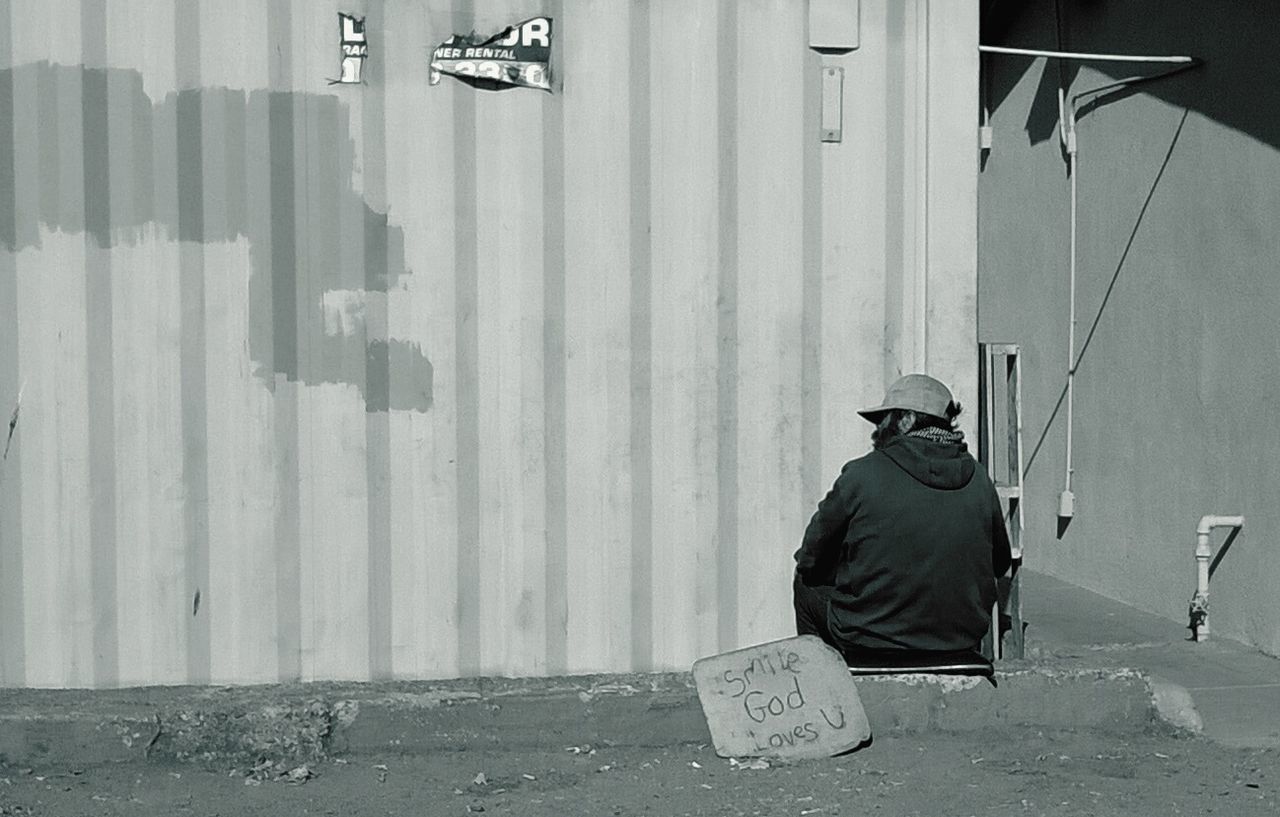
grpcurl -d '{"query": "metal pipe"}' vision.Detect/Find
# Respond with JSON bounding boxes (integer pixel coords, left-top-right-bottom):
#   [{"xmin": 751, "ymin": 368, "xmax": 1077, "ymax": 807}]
[
  {"xmin": 1191, "ymin": 516, "xmax": 1245, "ymax": 642},
  {"xmin": 1060, "ymin": 133, "xmax": 1077, "ymax": 517},
  {"xmin": 978, "ymin": 45, "xmax": 1195, "ymax": 64},
  {"xmin": 1198, "ymin": 515, "xmax": 1245, "ymax": 537}
]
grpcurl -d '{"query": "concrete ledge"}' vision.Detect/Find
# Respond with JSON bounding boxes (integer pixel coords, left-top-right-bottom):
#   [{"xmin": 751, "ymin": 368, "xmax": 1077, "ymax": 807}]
[{"xmin": 0, "ymin": 665, "xmax": 1174, "ymax": 767}]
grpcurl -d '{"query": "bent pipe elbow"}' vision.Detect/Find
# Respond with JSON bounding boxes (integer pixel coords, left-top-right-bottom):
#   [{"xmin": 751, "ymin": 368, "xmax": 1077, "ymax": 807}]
[{"xmin": 1196, "ymin": 515, "xmax": 1244, "ymax": 536}]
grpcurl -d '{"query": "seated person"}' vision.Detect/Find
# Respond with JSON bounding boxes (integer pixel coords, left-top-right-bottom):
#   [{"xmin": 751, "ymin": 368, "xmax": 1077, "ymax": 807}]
[{"xmin": 793, "ymin": 374, "xmax": 1012, "ymax": 672}]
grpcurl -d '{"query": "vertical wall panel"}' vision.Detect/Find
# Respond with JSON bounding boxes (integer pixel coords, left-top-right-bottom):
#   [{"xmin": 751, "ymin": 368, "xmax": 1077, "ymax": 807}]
[
  {"xmin": 821, "ymin": 3, "xmax": 891, "ymax": 484},
  {"xmin": 924, "ymin": 1, "xmax": 979, "ymax": 441},
  {"xmin": 82, "ymin": 0, "xmax": 120, "ymax": 690},
  {"xmin": 357, "ymin": 1, "xmax": 393, "ymax": 683},
  {"xmin": 713, "ymin": 0, "xmax": 740, "ymax": 658},
  {"xmin": 134, "ymin": 0, "xmax": 190, "ymax": 688},
  {"xmin": 450, "ymin": 3, "xmax": 482, "ymax": 681},
  {"xmin": 293, "ymin": 4, "xmax": 372, "ymax": 682},
  {"xmin": 205, "ymin": 230, "xmax": 281, "ymax": 686},
  {"xmin": 109, "ymin": 232, "xmax": 187, "ymax": 687},
  {"xmin": 265, "ymin": 0, "xmax": 303, "ymax": 685},
  {"xmin": 384, "ymin": 3, "xmax": 461, "ymax": 680},
  {"xmin": 626, "ymin": 0, "xmax": 654, "ymax": 674},
  {"xmin": 173, "ymin": 0, "xmax": 212, "ymax": 686},
  {"xmin": 647, "ymin": 0, "xmax": 722, "ymax": 671},
  {"xmin": 540, "ymin": 0, "xmax": 568, "ymax": 678},
  {"xmin": 17, "ymin": 231, "xmax": 95, "ymax": 688},
  {"xmin": 15, "ymin": 0, "xmax": 97, "ymax": 688},
  {"xmin": 473, "ymin": 0, "xmax": 549, "ymax": 676},
  {"xmin": 734, "ymin": 0, "xmax": 807, "ymax": 648},
  {"xmin": 562, "ymin": 0, "xmax": 634, "ymax": 673},
  {"xmin": 199, "ymin": 0, "xmax": 281, "ymax": 686},
  {"xmin": 0, "ymin": 0, "xmax": 24, "ymax": 688},
  {"xmin": 0, "ymin": 0, "xmax": 980, "ymax": 686}
]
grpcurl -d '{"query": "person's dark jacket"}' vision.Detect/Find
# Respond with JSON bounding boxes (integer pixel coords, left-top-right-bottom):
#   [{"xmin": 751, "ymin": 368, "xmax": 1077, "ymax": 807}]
[{"xmin": 794, "ymin": 434, "xmax": 1012, "ymax": 653}]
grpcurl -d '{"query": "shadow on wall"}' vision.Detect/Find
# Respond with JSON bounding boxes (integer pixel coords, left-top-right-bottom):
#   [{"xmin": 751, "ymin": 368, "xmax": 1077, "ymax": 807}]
[
  {"xmin": 0, "ymin": 62, "xmax": 432, "ymax": 414},
  {"xmin": 982, "ymin": 0, "xmax": 1280, "ymax": 153},
  {"xmin": 1020, "ymin": 107, "xmax": 1190, "ymax": 488}
]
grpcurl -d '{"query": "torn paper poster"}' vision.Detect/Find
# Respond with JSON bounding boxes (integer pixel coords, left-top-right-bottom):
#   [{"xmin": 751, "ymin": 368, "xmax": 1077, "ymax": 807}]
[
  {"xmin": 332, "ymin": 12, "xmax": 368, "ymax": 84},
  {"xmin": 430, "ymin": 16, "xmax": 552, "ymax": 91}
]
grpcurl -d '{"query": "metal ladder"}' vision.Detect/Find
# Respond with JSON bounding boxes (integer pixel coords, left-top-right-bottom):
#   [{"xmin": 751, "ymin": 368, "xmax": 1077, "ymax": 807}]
[{"xmin": 978, "ymin": 343, "xmax": 1025, "ymax": 660}]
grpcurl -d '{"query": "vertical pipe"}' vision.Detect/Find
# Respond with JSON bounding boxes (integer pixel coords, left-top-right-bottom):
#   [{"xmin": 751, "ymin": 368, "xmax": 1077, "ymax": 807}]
[
  {"xmin": 1065, "ymin": 146, "xmax": 1076, "ymax": 490},
  {"xmin": 1015, "ymin": 352, "xmax": 1025, "ymax": 547},
  {"xmin": 1059, "ymin": 109, "xmax": 1078, "ymax": 519},
  {"xmin": 1192, "ymin": 516, "xmax": 1244, "ymax": 642},
  {"xmin": 1195, "ymin": 531, "xmax": 1211, "ymax": 641}
]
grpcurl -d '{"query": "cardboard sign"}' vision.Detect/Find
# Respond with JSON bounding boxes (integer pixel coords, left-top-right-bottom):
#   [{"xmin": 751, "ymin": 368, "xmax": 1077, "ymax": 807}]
[{"xmin": 693, "ymin": 635, "xmax": 870, "ymax": 760}]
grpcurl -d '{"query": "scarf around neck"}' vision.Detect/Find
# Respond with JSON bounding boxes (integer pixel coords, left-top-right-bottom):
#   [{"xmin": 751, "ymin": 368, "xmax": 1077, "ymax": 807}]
[{"xmin": 906, "ymin": 426, "xmax": 964, "ymax": 445}]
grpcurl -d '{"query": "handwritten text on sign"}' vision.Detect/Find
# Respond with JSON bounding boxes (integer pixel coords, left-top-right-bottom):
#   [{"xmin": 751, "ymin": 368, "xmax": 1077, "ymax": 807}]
[{"xmin": 693, "ymin": 635, "xmax": 870, "ymax": 759}]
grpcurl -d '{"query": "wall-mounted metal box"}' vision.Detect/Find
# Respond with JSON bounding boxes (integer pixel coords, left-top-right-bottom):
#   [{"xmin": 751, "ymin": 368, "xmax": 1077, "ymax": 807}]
[{"xmin": 809, "ymin": 0, "xmax": 860, "ymax": 51}]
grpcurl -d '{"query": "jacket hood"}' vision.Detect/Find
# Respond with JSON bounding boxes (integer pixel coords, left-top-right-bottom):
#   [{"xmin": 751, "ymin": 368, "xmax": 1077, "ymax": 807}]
[{"xmin": 878, "ymin": 435, "xmax": 976, "ymax": 489}]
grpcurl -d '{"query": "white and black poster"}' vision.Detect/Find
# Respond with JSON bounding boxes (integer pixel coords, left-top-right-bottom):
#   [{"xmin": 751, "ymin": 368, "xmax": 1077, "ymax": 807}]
[{"xmin": 430, "ymin": 16, "xmax": 552, "ymax": 91}]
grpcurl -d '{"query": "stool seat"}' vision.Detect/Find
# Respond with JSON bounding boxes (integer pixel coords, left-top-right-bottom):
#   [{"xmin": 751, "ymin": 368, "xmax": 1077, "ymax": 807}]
[{"xmin": 843, "ymin": 647, "xmax": 994, "ymax": 678}]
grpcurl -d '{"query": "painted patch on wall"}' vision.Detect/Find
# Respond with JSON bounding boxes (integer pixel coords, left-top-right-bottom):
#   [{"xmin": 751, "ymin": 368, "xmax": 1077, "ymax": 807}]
[
  {"xmin": 1, "ymin": 63, "xmax": 433, "ymax": 414},
  {"xmin": 430, "ymin": 16, "xmax": 552, "ymax": 91}
]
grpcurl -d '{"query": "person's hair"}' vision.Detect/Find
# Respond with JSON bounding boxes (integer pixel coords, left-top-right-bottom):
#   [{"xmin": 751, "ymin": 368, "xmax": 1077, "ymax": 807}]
[{"xmin": 871, "ymin": 401, "xmax": 963, "ymax": 449}]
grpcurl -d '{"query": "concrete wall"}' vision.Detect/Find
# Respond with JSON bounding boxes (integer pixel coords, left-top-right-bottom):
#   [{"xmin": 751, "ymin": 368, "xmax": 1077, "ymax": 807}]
[
  {"xmin": 979, "ymin": 1, "xmax": 1280, "ymax": 654},
  {"xmin": 0, "ymin": 0, "xmax": 979, "ymax": 688}
]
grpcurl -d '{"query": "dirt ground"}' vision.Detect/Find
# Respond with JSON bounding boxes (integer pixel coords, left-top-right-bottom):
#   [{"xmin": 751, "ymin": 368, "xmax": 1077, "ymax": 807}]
[{"xmin": 0, "ymin": 726, "xmax": 1275, "ymax": 817}]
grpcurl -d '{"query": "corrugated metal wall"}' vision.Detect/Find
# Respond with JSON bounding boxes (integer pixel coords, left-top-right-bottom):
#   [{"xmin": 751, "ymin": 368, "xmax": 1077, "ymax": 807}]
[{"xmin": 0, "ymin": 0, "xmax": 978, "ymax": 688}]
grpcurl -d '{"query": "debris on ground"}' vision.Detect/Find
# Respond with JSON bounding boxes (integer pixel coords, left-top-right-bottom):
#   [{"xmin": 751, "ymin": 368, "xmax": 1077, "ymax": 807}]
[
  {"xmin": 281, "ymin": 765, "xmax": 315, "ymax": 784},
  {"xmin": 729, "ymin": 757, "xmax": 771, "ymax": 771},
  {"xmin": 235, "ymin": 759, "xmax": 317, "ymax": 786}
]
